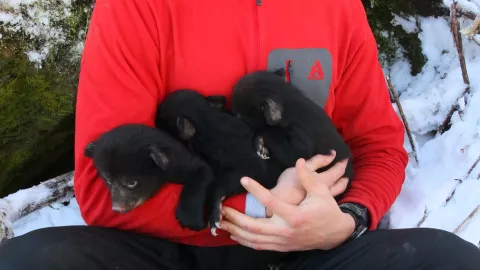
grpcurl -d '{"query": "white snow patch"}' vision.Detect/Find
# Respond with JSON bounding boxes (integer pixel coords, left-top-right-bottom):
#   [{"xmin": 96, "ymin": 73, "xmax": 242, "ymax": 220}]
[
  {"xmin": 13, "ymin": 199, "xmax": 86, "ymax": 237},
  {"xmin": 387, "ymin": 14, "xmax": 480, "ymax": 246},
  {"xmin": 443, "ymin": 0, "xmax": 479, "ymax": 14},
  {"xmin": 392, "ymin": 14, "xmax": 418, "ymax": 34},
  {"xmin": 0, "ymin": 0, "xmax": 82, "ymax": 65}
]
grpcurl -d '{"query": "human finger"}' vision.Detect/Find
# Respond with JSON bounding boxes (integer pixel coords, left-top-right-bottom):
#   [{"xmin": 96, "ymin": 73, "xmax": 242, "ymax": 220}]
[
  {"xmin": 230, "ymin": 236, "xmax": 291, "ymax": 252},
  {"xmin": 317, "ymin": 158, "xmax": 349, "ymax": 187},
  {"xmin": 221, "ymin": 206, "xmax": 287, "ymax": 236},
  {"xmin": 304, "ymin": 151, "xmax": 336, "ymax": 171},
  {"xmin": 239, "ymin": 177, "xmax": 299, "ymax": 220},
  {"xmin": 329, "ymin": 177, "xmax": 349, "ymax": 197},
  {"xmin": 295, "ymin": 158, "xmax": 328, "ymax": 197},
  {"xmin": 220, "ymin": 220, "xmax": 288, "ymax": 245}
]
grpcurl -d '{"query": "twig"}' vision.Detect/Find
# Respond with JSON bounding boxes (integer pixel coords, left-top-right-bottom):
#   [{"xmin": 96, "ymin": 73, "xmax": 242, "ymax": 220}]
[
  {"xmin": 437, "ymin": 105, "xmax": 459, "ymax": 135},
  {"xmin": 457, "ymin": 10, "xmax": 476, "ymax": 20},
  {"xmin": 465, "ymin": 154, "xmax": 480, "ymax": 180},
  {"xmin": 416, "ymin": 206, "xmax": 428, "ymax": 227},
  {"xmin": 417, "ymin": 156, "xmax": 480, "ymax": 227},
  {"xmin": 443, "ymin": 156, "xmax": 480, "ymax": 206},
  {"xmin": 451, "ymin": 2, "xmax": 470, "ymax": 88},
  {"xmin": 465, "ymin": 15, "xmax": 480, "ymax": 37},
  {"xmin": 386, "ymin": 76, "xmax": 419, "ymax": 164},
  {"xmin": 438, "ymin": 2, "xmax": 471, "ymax": 134},
  {"xmin": 453, "ymin": 204, "xmax": 480, "ymax": 234},
  {"xmin": 460, "ymin": 14, "xmax": 480, "ymax": 46}
]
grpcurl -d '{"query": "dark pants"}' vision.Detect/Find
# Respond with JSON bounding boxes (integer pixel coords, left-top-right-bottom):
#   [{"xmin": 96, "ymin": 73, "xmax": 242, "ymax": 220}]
[{"xmin": 0, "ymin": 225, "xmax": 478, "ymax": 270}]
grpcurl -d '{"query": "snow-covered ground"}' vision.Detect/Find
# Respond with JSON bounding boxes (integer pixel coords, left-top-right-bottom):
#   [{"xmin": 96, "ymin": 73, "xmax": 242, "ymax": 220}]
[
  {"xmin": 2, "ymin": 0, "xmax": 480, "ymax": 249},
  {"xmin": 385, "ymin": 11, "xmax": 480, "ymax": 247}
]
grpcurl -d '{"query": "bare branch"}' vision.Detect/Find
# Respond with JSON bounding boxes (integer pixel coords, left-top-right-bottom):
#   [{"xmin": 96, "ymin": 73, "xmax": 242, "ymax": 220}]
[
  {"xmin": 462, "ymin": 15, "xmax": 480, "ymax": 38},
  {"xmin": 438, "ymin": 2, "xmax": 471, "ymax": 134},
  {"xmin": 386, "ymin": 76, "xmax": 419, "ymax": 164},
  {"xmin": 465, "ymin": 154, "xmax": 480, "ymax": 180},
  {"xmin": 416, "ymin": 155, "xmax": 480, "ymax": 227},
  {"xmin": 453, "ymin": 204, "xmax": 480, "ymax": 234},
  {"xmin": 460, "ymin": 14, "xmax": 480, "ymax": 47},
  {"xmin": 0, "ymin": 171, "xmax": 74, "ymax": 243},
  {"xmin": 456, "ymin": 8, "xmax": 477, "ymax": 20},
  {"xmin": 451, "ymin": 2, "xmax": 471, "ymax": 87},
  {"xmin": 438, "ymin": 104, "xmax": 460, "ymax": 134},
  {"xmin": 416, "ymin": 206, "xmax": 428, "ymax": 227}
]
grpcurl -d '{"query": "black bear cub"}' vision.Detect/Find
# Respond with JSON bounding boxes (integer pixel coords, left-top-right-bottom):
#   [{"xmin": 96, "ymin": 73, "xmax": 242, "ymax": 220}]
[
  {"xmin": 231, "ymin": 69, "xmax": 354, "ymax": 198},
  {"xmin": 84, "ymin": 123, "xmax": 215, "ymax": 231},
  {"xmin": 156, "ymin": 89, "xmax": 283, "ymax": 235}
]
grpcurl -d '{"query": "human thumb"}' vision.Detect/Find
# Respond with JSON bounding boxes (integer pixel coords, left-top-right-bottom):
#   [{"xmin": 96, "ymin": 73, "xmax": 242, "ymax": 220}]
[{"xmin": 295, "ymin": 158, "xmax": 325, "ymax": 197}]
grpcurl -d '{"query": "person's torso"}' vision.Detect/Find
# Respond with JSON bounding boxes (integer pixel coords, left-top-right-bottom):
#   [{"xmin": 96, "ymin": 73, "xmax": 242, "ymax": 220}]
[{"xmin": 155, "ymin": 0, "xmax": 365, "ymax": 116}]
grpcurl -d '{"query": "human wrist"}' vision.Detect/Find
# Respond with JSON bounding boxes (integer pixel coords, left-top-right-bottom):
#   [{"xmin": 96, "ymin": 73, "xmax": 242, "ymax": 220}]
[{"xmin": 340, "ymin": 212, "xmax": 356, "ymax": 240}]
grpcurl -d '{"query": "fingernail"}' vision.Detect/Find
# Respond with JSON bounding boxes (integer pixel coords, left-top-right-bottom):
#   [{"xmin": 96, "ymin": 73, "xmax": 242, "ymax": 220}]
[
  {"xmin": 240, "ymin": 177, "xmax": 249, "ymax": 186},
  {"xmin": 221, "ymin": 209, "xmax": 226, "ymax": 216},
  {"xmin": 230, "ymin": 235, "xmax": 237, "ymax": 241},
  {"xmin": 330, "ymin": 150, "xmax": 336, "ymax": 155},
  {"xmin": 220, "ymin": 221, "xmax": 226, "ymax": 229}
]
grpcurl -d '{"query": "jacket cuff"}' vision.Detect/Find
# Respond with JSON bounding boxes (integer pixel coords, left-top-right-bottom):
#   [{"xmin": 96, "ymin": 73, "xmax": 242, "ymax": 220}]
[{"xmin": 245, "ymin": 193, "xmax": 266, "ymax": 218}]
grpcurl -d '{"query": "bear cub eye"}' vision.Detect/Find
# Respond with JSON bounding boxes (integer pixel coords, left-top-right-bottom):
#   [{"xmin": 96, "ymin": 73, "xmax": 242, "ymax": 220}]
[{"xmin": 126, "ymin": 181, "xmax": 138, "ymax": 189}]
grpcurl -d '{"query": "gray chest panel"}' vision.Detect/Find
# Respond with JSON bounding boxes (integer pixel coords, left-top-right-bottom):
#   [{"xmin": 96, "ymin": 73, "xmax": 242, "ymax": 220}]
[{"xmin": 266, "ymin": 48, "xmax": 333, "ymax": 108}]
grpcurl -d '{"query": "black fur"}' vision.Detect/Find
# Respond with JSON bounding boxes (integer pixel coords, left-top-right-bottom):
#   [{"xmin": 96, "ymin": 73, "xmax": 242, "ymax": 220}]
[
  {"xmin": 156, "ymin": 89, "xmax": 283, "ymax": 230},
  {"xmin": 84, "ymin": 123, "xmax": 215, "ymax": 231},
  {"xmin": 231, "ymin": 70, "xmax": 354, "ymax": 198}
]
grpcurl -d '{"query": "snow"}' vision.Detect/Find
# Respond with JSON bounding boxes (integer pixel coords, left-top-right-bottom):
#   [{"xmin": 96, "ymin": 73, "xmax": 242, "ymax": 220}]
[
  {"xmin": 0, "ymin": 0, "xmax": 85, "ymax": 67},
  {"xmin": 385, "ymin": 13, "xmax": 480, "ymax": 247},
  {"xmin": 1, "ymin": 0, "xmax": 479, "ymax": 250},
  {"xmin": 392, "ymin": 15, "xmax": 418, "ymax": 34},
  {"xmin": 12, "ymin": 199, "xmax": 86, "ymax": 237},
  {"xmin": 444, "ymin": 0, "xmax": 480, "ymax": 14}
]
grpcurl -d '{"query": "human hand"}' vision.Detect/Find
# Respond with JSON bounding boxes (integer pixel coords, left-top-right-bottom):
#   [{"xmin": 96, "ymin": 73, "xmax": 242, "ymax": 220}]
[
  {"xmin": 267, "ymin": 151, "xmax": 350, "ymax": 217},
  {"xmin": 219, "ymin": 157, "xmax": 355, "ymax": 252}
]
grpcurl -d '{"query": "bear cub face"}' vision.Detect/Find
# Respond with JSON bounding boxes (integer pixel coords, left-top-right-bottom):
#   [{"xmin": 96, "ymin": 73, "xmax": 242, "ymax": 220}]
[{"xmin": 84, "ymin": 124, "xmax": 172, "ymax": 213}]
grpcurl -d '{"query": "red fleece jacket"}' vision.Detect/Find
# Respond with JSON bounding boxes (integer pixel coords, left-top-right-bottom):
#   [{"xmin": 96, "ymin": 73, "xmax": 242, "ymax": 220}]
[{"xmin": 74, "ymin": 0, "xmax": 408, "ymax": 246}]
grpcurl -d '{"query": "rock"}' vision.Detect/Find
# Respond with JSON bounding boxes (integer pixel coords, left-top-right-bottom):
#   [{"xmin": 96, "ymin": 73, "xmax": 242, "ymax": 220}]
[{"xmin": 0, "ymin": 0, "xmax": 93, "ymax": 197}]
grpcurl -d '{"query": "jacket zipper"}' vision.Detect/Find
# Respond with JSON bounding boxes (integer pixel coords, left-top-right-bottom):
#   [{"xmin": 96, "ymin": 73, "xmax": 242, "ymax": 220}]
[{"xmin": 254, "ymin": 0, "xmax": 261, "ymax": 70}]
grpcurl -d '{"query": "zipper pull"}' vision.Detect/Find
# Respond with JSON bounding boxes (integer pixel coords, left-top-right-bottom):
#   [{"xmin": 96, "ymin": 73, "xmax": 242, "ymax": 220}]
[
  {"xmin": 256, "ymin": 0, "xmax": 262, "ymax": 6},
  {"xmin": 287, "ymin": 60, "xmax": 293, "ymax": 84}
]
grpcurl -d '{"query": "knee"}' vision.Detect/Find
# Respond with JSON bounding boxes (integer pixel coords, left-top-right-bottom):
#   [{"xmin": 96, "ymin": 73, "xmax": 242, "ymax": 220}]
[
  {"xmin": 391, "ymin": 228, "xmax": 480, "ymax": 269},
  {"xmin": 0, "ymin": 226, "xmax": 89, "ymax": 270}
]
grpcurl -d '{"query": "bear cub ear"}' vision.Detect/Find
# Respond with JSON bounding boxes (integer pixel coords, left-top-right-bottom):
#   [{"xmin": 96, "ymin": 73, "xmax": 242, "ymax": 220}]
[
  {"xmin": 205, "ymin": 95, "xmax": 226, "ymax": 111},
  {"xmin": 84, "ymin": 141, "xmax": 96, "ymax": 158},
  {"xmin": 149, "ymin": 145, "xmax": 170, "ymax": 170},
  {"xmin": 262, "ymin": 98, "xmax": 283, "ymax": 126},
  {"xmin": 176, "ymin": 116, "xmax": 196, "ymax": 140}
]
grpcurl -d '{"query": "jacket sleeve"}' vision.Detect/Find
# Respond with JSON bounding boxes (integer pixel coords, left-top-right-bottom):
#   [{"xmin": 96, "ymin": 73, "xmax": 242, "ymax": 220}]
[
  {"xmin": 74, "ymin": 0, "xmax": 244, "ymax": 246},
  {"xmin": 331, "ymin": 4, "xmax": 409, "ymax": 230}
]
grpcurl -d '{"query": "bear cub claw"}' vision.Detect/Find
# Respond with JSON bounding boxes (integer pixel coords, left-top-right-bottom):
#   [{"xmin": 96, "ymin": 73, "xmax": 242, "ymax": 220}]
[{"xmin": 254, "ymin": 136, "xmax": 270, "ymax": 160}]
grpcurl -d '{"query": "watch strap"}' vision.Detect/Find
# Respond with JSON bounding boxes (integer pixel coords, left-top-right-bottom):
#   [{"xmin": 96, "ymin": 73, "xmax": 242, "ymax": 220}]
[{"xmin": 339, "ymin": 202, "xmax": 369, "ymax": 241}]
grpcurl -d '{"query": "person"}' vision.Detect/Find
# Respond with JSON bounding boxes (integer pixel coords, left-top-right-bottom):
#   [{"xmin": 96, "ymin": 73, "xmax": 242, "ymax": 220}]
[{"xmin": 0, "ymin": 0, "xmax": 479, "ymax": 269}]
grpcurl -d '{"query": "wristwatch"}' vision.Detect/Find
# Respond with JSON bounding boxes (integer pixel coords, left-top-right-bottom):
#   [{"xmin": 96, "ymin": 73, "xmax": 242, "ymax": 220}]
[{"xmin": 338, "ymin": 202, "xmax": 369, "ymax": 241}]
